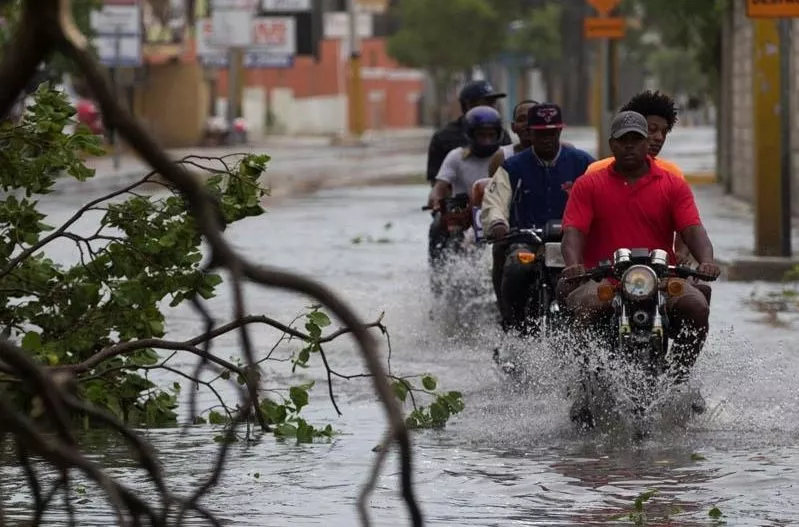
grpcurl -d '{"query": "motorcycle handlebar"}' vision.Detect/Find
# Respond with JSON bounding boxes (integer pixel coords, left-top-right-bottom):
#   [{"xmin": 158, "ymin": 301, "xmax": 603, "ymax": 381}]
[
  {"xmin": 562, "ymin": 264, "xmax": 719, "ymax": 283},
  {"xmin": 486, "ymin": 228, "xmax": 543, "ymax": 245}
]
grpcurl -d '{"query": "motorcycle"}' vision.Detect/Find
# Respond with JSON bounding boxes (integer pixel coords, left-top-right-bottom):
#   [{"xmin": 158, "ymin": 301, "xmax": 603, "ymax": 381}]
[
  {"xmin": 423, "ymin": 188, "xmax": 494, "ymax": 323},
  {"xmin": 489, "ymin": 220, "xmax": 566, "ymax": 334},
  {"xmin": 565, "ymin": 248, "xmax": 717, "ymax": 432}
]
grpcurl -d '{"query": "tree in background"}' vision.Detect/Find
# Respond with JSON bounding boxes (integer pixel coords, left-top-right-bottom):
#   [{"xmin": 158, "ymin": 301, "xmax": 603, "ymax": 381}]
[
  {"xmin": 623, "ymin": 0, "xmax": 728, "ymax": 103},
  {"xmin": 387, "ymin": 0, "xmax": 504, "ymax": 125},
  {"xmin": 506, "ymin": 2, "xmax": 562, "ymax": 108}
]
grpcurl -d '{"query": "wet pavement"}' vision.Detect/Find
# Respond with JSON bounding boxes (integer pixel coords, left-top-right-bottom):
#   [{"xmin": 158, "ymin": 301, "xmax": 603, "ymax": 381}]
[{"xmin": 4, "ymin": 127, "xmax": 799, "ymax": 526}]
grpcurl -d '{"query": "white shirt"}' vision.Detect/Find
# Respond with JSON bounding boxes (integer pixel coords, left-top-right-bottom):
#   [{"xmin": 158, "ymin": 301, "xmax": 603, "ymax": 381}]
[{"xmin": 435, "ymin": 147, "xmax": 493, "ymax": 195}]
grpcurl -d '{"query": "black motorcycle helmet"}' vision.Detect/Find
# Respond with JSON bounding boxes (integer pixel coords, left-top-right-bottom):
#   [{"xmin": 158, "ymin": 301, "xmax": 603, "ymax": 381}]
[
  {"xmin": 464, "ymin": 106, "xmax": 503, "ymax": 158},
  {"xmin": 458, "ymin": 80, "xmax": 506, "ymax": 113}
]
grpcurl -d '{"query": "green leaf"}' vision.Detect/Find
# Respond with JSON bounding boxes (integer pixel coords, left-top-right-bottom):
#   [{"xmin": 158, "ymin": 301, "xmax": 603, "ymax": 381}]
[
  {"xmin": 296, "ymin": 419, "xmax": 314, "ymax": 444},
  {"xmin": 691, "ymin": 452, "xmax": 707, "ymax": 461},
  {"xmin": 274, "ymin": 423, "xmax": 297, "ymax": 438},
  {"xmin": 289, "ymin": 386, "xmax": 309, "ymax": 413},
  {"xmin": 213, "ymin": 434, "xmax": 237, "ymax": 444},
  {"xmin": 208, "ymin": 410, "xmax": 226, "ymax": 425},
  {"xmin": 393, "ymin": 380, "xmax": 408, "ymax": 402},
  {"xmin": 21, "ymin": 332, "xmax": 42, "ymax": 351},
  {"xmin": 708, "ymin": 506, "xmax": 723, "ymax": 519},
  {"xmin": 421, "ymin": 375, "xmax": 437, "ymax": 391},
  {"xmin": 307, "ymin": 310, "xmax": 331, "ymax": 328}
]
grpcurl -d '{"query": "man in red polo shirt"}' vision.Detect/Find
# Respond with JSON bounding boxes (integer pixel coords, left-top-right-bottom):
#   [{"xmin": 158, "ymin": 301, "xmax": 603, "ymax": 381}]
[{"xmin": 559, "ymin": 110, "xmax": 720, "ymax": 388}]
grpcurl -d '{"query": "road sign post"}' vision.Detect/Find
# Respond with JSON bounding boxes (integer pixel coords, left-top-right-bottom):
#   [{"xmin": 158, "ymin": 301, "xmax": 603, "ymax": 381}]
[
  {"xmin": 584, "ymin": 0, "xmax": 623, "ymax": 159},
  {"xmin": 746, "ymin": 0, "xmax": 794, "ymax": 256},
  {"xmin": 90, "ymin": 1, "xmax": 142, "ymax": 169}
]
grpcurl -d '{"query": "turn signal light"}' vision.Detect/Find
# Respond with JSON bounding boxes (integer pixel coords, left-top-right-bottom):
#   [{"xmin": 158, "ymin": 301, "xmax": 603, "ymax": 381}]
[
  {"xmin": 597, "ymin": 283, "xmax": 616, "ymax": 302},
  {"xmin": 666, "ymin": 278, "xmax": 684, "ymax": 297},
  {"xmin": 517, "ymin": 251, "xmax": 535, "ymax": 264}
]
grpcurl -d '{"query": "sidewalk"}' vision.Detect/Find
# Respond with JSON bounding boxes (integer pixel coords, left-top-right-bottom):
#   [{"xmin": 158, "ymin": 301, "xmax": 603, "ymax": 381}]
[{"xmin": 696, "ymin": 184, "xmax": 799, "ymax": 281}]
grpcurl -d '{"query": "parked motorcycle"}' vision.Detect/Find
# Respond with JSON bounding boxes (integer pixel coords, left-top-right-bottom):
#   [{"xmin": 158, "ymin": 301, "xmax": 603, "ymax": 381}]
[{"xmin": 565, "ymin": 248, "xmax": 717, "ymax": 433}]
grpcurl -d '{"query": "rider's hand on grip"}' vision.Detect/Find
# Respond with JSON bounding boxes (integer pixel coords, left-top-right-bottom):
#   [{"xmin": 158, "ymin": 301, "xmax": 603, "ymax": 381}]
[
  {"xmin": 695, "ymin": 261, "xmax": 721, "ymax": 280},
  {"xmin": 489, "ymin": 224, "xmax": 508, "ymax": 241}
]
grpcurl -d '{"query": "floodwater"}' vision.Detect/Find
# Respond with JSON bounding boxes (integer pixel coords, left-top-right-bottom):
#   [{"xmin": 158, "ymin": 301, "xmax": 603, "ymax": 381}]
[{"xmin": 3, "ymin": 168, "xmax": 799, "ymax": 526}]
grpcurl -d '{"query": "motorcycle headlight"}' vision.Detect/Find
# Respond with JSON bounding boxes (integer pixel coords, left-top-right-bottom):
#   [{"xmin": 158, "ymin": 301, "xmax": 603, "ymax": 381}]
[{"xmin": 621, "ymin": 265, "xmax": 658, "ymax": 300}]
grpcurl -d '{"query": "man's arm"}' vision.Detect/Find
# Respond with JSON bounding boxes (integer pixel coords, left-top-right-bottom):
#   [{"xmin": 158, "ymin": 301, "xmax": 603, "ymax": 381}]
[
  {"xmin": 679, "ymin": 225, "xmax": 714, "ymax": 264},
  {"xmin": 488, "ymin": 149, "xmax": 505, "ymax": 178},
  {"xmin": 428, "ymin": 180, "xmax": 452, "ymax": 209},
  {"xmin": 560, "ymin": 177, "xmax": 594, "ymax": 269},
  {"xmin": 426, "ymin": 133, "xmax": 445, "ymax": 184},
  {"xmin": 562, "ymin": 228, "xmax": 587, "ymax": 267},
  {"xmin": 480, "ymin": 166, "xmax": 513, "ymax": 236},
  {"xmin": 674, "ymin": 234, "xmax": 695, "ymax": 265},
  {"xmin": 669, "ymin": 178, "xmax": 714, "ymax": 264},
  {"xmin": 428, "ymin": 149, "xmax": 458, "ymax": 209}
]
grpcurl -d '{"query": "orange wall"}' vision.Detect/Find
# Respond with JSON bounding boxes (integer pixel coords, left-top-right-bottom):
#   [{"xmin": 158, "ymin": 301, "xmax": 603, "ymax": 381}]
[{"xmin": 215, "ymin": 38, "xmax": 422, "ymax": 129}]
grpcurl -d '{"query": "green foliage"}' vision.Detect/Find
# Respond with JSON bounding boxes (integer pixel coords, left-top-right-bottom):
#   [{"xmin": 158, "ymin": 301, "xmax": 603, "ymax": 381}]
[
  {"xmin": 506, "ymin": 3, "xmax": 562, "ymax": 67},
  {"xmin": 0, "ymin": 86, "xmax": 465, "ymax": 444},
  {"xmin": 0, "ymin": 86, "xmax": 268, "ymax": 427},
  {"xmin": 387, "ymin": 0, "xmax": 504, "ymax": 78},
  {"xmin": 0, "ymin": 0, "xmax": 102, "ymax": 77},
  {"xmin": 622, "ymin": 0, "xmax": 729, "ymax": 98}
]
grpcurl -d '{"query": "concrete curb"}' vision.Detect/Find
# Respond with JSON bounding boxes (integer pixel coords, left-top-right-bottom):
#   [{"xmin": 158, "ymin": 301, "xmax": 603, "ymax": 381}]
[
  {"xmin": 684, "ymin": 172, "xmax": 717, "ymax": 185},
  {"xmin": 718, "ymin": 256, "xmax": 799, "ymax": 282}
]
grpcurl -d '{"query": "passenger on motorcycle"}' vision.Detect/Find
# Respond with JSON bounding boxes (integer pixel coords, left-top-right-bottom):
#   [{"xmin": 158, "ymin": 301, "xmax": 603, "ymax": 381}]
[
  {"xmin": 584, "ymin": 90, "xmax": 693, "ymax": 264},
  {"xmin": 487, "ymin": 99, "xmax": 538, "ymax": 177},
  {"xmin": 426, "ymin": 106, "xmax": 504, "ymax": 285},
  {"xmin": 559, "ymin": 111, "xmax": 721, "ymax": 385},
  {"xmin": 481, "ymin": 103, "xmax": 595, "ymax": 333},
  {"xmin": 426, "ymin": 80, "xmax": 512, "ymax": 187}
]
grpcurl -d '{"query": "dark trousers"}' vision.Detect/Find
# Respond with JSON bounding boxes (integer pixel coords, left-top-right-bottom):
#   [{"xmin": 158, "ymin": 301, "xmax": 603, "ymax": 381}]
[{"xmin": 492, "ymin": 243, "xmax": 539, "ymax": 332}]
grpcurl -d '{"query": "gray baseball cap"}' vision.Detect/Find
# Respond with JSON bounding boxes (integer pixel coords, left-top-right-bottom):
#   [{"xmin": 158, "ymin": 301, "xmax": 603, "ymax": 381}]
[{"xmin": 610, "ymin": 111, "xmax": 648, "ymax": 139}]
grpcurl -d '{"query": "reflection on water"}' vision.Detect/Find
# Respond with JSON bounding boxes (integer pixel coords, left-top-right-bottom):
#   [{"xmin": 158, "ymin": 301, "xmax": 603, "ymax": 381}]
[{"xmin": 2, "ymin": 185, "xmax": 798, "ymax": 525}]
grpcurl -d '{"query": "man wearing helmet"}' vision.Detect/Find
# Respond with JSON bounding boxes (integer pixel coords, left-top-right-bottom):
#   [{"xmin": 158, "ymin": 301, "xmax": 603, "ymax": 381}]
[
  {"xmin": 426, "ymin": 80, "xmax": 512, "ymax": 187},
  {"xmin": 481, "ymin": 103, "xmax": 595, "ymax": 333},
  {"xmin": 426, "ymin": 106, "xmax": 505, "ymax": 287}
]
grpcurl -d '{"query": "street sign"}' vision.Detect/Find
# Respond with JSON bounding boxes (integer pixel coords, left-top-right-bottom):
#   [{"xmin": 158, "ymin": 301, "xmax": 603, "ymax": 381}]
[
  {"xmin": 587, "ymin": 0, "xmax": 620, "ymax": 16},
  {"xmin": 747, "ymin": 0, "xmax": 799, "ymax": 18},
  {"xmin": 252, "ymin": 17, "xmax": 296, "ymax": 54},
  {"xmin": 261, "ymin": 0, "xmax": 310, "ymax": 11},
  {"xmin": 584, "ymin": 17, "xmax": 624, "ymax": 39},
  {"xmin": 90, "ymin": 5, "xmax": 139, "ymax": 34},
  {"xmin": 323, "ymin": 12, "xmax": 373, "ymax": 39},
  {"xmin": 196, "ymin": 18, "xmax": 228, "ymax": 67},
  {"xmin": 196, "ymin": 17, "xmax": 295, "ymax": 69},
  {"xmin": 211, "ymin": 0, "xmax": 257, "ymax": 48},
  {"xmin": 356, "ymin": 0, "xmax": 389, "ymax": 12},
  {"xmin": 90, "ymin": 2, "xmax": 142, "ymax": 66},
  {"xmin": 243, "ymin": 52, "xmax": 294, "ymax": 68}
]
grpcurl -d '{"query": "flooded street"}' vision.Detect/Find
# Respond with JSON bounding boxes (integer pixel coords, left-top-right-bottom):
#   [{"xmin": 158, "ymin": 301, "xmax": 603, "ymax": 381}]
[{"xmin": 5, "ymin": 130, "xmax": 799, "ymax": 526}]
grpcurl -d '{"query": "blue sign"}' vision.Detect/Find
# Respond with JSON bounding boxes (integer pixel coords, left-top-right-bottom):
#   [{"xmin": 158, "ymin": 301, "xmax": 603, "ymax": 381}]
[{"xmin": 243, "ymin": 52, "xmax": 294, "ymax": 69}]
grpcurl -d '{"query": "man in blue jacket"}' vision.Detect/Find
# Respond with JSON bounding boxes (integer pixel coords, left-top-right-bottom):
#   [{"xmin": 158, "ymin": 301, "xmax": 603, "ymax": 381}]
[{"xmin": 481, "ymin": 103, "xmax": 595, "ymax": 333}]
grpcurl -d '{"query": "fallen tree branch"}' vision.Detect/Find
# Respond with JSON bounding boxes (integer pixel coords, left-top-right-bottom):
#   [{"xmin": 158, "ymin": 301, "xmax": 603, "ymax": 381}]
[{"xmin": 0, "ymin": 0, "xmax": 423, "ymax": 524}]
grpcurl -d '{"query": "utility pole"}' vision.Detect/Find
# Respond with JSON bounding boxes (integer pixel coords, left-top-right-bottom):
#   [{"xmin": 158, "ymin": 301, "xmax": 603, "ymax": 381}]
[
  {"xmin": 778, "ymin": 18, "xmax": 792, "ymax": 256},
  {"xmin": 347, "ymin": 0, "xmax": 365, "ymax": 138},
  {"xmin": 583, "ymin": 0, "xmax": 623, "ymax": 159},
  {"xmin": 111, "ymin": 25, "xmax": 121, "ymax": 169},
  {"xmin": 747, "ymin": 0, "xmax": 796, "ymax": 256}
]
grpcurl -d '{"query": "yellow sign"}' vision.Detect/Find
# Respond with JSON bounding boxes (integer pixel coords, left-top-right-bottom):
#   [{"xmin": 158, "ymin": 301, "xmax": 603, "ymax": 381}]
[
  {"xmin": 587, "ymin": 0, "xmax": 620, "ymax": 17},
  {"xmin": 747, "ymin": 0, "xmax": 799, "ymax": 18},
  {"xmin": 584, "ymin": 17, "xmax": 625, "ymax": 39},
  {"xmin": 357, "ymin": 0, "xmax": 388, "ymax": 12}
]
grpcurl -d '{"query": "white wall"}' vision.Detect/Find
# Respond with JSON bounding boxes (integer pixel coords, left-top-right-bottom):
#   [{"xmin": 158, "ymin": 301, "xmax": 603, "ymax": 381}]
[{"xmin": 269, "ymin": 88, "xmax": 347, "ymax": 136}]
